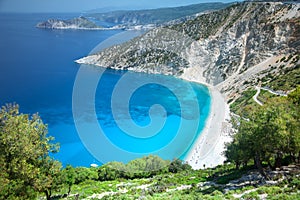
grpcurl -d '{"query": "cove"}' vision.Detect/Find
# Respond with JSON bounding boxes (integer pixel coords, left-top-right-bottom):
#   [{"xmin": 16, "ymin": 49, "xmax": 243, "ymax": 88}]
[{"xmin": 0, "ymin": 13, "xmax": 211, "ymax": 167}]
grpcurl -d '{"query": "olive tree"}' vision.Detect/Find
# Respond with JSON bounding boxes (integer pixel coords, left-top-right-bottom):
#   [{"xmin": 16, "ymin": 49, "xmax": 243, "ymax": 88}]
[{"xmin": 0, "ymin": 104, "xmax": 62, "ymax": 200}]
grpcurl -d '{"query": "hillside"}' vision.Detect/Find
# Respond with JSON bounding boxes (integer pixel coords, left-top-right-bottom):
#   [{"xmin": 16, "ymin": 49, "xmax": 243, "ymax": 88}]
[
  {"xmin": 88, "ymin": 3, "xmax": 231, "ymax": 26},
  {"xmin": 46, "ymin": 159, "xmax": 300, "ymax": 199},
  {"xmin": 37, "ymin": 3, "xmax": 231, "ymax": 30},
  {"xmin": 77, "ymin": 2, "xmax": 300, "ymax": 102},
  {"xmin": 36, "ymin": 17, "xmax": 103, "ymax": 30}
]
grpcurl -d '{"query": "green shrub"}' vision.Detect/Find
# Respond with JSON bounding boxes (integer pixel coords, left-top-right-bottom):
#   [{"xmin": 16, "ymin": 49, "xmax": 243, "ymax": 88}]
[
  {"xmin": 74, "ymin": 167, "xmax": 98, "ymax": 184},
  {"xmin": 169, "ymin": 159, "xmax": 191, "ymax": 173}
]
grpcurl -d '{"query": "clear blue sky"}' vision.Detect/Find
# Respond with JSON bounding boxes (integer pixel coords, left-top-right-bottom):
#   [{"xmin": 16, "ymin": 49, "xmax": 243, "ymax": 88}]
[{"xmin": 0, "ymin": 0, "xmax": 238, "ymax": 13}]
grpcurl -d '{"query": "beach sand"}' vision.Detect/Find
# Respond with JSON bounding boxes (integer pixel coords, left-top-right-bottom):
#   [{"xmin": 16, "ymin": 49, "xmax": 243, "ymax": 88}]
[
  {"xmin": 183, "ymin": 82, "xmax": 231, "ymax": 169},
  {"xmin": 181, "ymin": 55, "xmax": 288, "ymax": 169}
]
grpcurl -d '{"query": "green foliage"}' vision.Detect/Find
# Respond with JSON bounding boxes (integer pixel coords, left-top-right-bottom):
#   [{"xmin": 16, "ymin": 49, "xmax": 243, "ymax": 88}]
[
  {"xmin": 61, "ymin": 165, "xmax": 76, "ymax": 195},
  {"xmin": 241, "ymin": 191, "xmax": 260, "ymax": 200},
  {"xmin": 225, "ymin": 87, "xmax": 300, "ymax": 175},
  {"xmin": 41, "ymin": 158, "xmax": 299, "ymax": 199},
  {"xmin": 0, "ymin": 104, "xmax": 62, "ymax": 200},
  {"xmin": 126, "ymin": 155, "xmax": 169, "ymax": 178},
  {"xmin": 98, "ymin": 155, "xmax": 170, "ymax": 181},
  {"xmin": 98, "ymin": 162, "xmax": 125, "ymax": 181},
  {"xmin": 74, "ymin": 167, "xmax": 98, "ymax": 184},
  {"xmin": 256, "ymin": 90, "xmax": 277, "ymax": 104},
  {"xmin": 268, "ymin": 193, "xmax": 300, "ymax": 200},
  {"xmin": 230, "ymin": 89, "xmax": 258, "ymax": 118},
  {"xmin": 205, "ymin": 164, "xmax": 254, "ymax": 184},
  {"xmin": 288, "ymin": 85, "xmax": 300, "ymax": 105},
  {"xmin": 290, "ymin": 177, "xmax": 300, "ymax": 190},
  {"xmin": 266, "ymin": 65, "xmax": 300, "ymax": 91},
  {"xmin": 168, "ymin": 159, "xmax": 191, "ymax": 173}
]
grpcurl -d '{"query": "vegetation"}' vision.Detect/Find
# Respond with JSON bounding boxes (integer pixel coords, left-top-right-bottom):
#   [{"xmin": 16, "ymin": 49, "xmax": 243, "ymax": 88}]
[
  {"xmin": 39, "ymin": 163, "xmax": 300, "ymax": 199},
  {"xmin": 230, "ymin": 89, "xmax": 258, "ymax": 118},
  {"xmin": 256, "ymin": 90, "xmax": 277, "ymax": 104},
  {"xmin": 0, "ymin": 104, "xmax": 62, "ymax": 200},
  {"xmin": 263, "ymin": 64, "xmax": 300, "ymax": 91},
  {"xmin": 0, "ymin": 90, "xmax": 299, "ymax": 199},
  {"xmin": 169, "ymin": 5, "xmax": 232, "ymax": 40},
  {"xmin": 123, "ymin": 49, "xmax": 189, "ymax": 75},
  {"xmin": 260, "ymin": 53, "xmax": 300, "ymax": 91},
  {"xmin": 225, "ymin": 87, "xmax": 300, "ymax": 176},
  {"xmin": 98, "ymin": 156, "xmax": 169, "ymax": 181}
]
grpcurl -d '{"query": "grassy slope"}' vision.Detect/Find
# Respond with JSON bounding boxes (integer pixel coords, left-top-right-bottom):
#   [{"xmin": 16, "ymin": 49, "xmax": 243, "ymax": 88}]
[
  {"xmin": 49, "ymin": 164, "xmax": 300, "ymax": 199},
  {"xmin": 231, "ymin": 53, "xmax": 300, "ymax": 118}
]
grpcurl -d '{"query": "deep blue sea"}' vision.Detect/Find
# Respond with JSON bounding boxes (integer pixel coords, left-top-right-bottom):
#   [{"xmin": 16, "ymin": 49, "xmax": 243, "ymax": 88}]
[{"xmin": 0, "ymin": 13, "xmax": 211, "ymax": 167}]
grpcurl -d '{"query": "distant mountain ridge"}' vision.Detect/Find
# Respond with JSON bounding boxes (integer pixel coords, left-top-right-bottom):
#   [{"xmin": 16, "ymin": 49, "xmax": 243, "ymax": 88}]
[
  {"xmin": 36, "ymin": 3, "xmax": 231, "ymax": 30},
  {"xmin": 87, "ymin": 2, "xmax": 231, "ymax": 26}
]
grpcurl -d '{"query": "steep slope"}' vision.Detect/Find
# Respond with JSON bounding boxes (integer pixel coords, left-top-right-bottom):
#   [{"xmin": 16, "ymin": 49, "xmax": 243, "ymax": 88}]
[
  {"xmin": 88, "ymin": 3, "xmax": 231, "ymax": 26},
  {"xmin": 77, "ymin": 2, "xmax": 300, "ymax": 101}
]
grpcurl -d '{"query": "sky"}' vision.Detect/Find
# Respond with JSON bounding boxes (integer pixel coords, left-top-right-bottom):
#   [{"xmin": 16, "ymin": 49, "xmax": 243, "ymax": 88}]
[{"xmin": 0, "ymin": 0, "xmax": 238, "ymax": 13}]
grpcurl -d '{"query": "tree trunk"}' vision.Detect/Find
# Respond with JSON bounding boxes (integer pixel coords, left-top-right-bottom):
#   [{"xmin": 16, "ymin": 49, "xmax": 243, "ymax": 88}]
[
  {"xmin": 68, "ymin": 186, "xmax": 71, "ymax": 195},
  {"xmin": 274, "ymin": 152, "xmax": 283, "ymax": 169},
  {"xmin": 242, "ymin": 161, "xmax": 248, "ymax": 168},
  {"xmin": 268, "ymin": 161, "xmax": 275, "ymax": 170},
  {"xmin": 45, "ymin": 190, "xmax": 51, "ymax": 200},
  {"xmin": 254, "ymin": 153, "xmax": 268, "ymax": 179},
  {"xmin": 235, "ymin": 162, "xmax": 240, "ymax": 170}
]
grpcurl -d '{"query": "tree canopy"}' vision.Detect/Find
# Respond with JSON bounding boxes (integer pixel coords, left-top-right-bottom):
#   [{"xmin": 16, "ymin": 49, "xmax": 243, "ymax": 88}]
[
  {"xmin": 0, "ymin": 104, "xmax": 61, "ymax": 200},
  {"xmin": 225, "ymin": 86, "xmax": 300, "ymax": 176}
]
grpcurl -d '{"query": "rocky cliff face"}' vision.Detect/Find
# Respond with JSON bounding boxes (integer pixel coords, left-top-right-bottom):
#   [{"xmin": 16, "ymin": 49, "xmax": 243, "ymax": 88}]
[{"xmin": 76, "ymin": 2, "xmax": 300, "ymax": 101}]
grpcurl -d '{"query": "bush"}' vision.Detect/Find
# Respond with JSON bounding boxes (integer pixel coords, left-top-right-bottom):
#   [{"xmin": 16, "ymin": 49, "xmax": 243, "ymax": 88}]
[
  {"xmin": 169, "ymin": 159, "xmax": 191, "ymax": 173},
  {"xmin": 290, "ymin": 177, "xmax": 300, "ymax": 190},
  {"xmin": 74, "ymin": 167, "xmax": 98, "ymax": 184}
]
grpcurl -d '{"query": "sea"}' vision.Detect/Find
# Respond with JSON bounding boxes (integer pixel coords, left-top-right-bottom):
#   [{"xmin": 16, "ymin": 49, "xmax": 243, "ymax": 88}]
[{"xmin": 0, "ymin": 13, "xmax": 211, "ymax": 167}]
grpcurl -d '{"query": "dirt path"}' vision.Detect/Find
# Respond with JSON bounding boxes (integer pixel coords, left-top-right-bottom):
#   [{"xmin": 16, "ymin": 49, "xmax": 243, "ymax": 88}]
[{"xmin": 253, "ymin": 86, "xmax": 263, "ymax": 106}]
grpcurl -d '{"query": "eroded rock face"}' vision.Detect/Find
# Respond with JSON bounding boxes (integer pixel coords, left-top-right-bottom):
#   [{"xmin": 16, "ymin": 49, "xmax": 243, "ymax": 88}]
[{"xmin": 77, "ymin": 2, "xmax": 300, "ymax": 99}]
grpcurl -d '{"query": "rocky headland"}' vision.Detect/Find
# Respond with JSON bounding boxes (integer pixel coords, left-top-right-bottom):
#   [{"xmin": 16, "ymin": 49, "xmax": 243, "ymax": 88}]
[
  {"xmin": 36, "ymin": 16, "xmax": 104, "ymax": 30},
  {"xmin": 76, "ymin": 2, "xmax": 300, "ymax": 102}
]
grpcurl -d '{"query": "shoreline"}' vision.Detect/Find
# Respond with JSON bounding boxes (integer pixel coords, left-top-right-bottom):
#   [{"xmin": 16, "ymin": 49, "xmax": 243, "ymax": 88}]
[{"xmin": 183, "ymin": 79, "xmax": 231, "ymax": 169}]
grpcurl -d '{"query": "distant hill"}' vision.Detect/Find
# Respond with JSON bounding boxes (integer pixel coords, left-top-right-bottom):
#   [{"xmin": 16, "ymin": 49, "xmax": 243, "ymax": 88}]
[
  {"xmin": 36, "ymin": 16, "xmax": 102, "ymax": 30},
  {"xmin": 37, "ymin": 3, "xmax": 231, "ymax": 30},
  {"xmin": 87, "ymin": 2, "xmax": 232, "ymax": 25}
]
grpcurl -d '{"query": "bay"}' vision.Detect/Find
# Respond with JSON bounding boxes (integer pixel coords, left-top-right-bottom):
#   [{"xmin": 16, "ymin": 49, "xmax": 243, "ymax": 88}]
[{"xmin": 0, "ymin": 13, "xmax": 211, "ymax": 167}]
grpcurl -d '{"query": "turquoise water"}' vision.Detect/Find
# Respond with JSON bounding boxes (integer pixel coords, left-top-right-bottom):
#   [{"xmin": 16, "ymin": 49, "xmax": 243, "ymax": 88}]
[{"xmin": 0, "ymin": 13, "xmax": 211, "ymax": 167}]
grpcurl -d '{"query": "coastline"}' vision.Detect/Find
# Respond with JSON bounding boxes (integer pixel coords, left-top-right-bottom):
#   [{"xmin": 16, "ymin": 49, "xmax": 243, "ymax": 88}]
[
  {"xmin": 183, "ymin": 79, "xmax": 231, "ymax": 169},
  {"xmin": 74, "ymin": 28, "xmax": 232, "ymax": 168}
]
